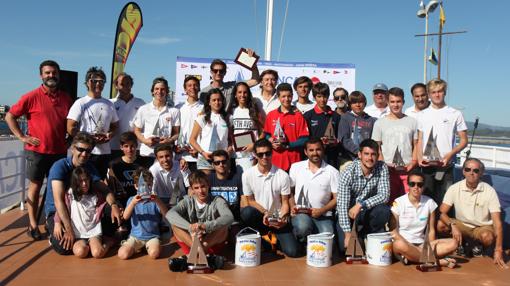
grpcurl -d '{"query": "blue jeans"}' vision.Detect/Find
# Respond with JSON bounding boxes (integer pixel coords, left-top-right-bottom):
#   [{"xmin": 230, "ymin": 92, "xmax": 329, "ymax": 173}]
[
  {"xmin": 240, "ymin": 206, "xmax": 301, "ymax": 257},
  {"xmin": 291, "ymin": 214, "xmax": 334, "ymax": 243},
  {"xmin": 336, "ymin": 204, "xmax": 391, "ymax": 252}
]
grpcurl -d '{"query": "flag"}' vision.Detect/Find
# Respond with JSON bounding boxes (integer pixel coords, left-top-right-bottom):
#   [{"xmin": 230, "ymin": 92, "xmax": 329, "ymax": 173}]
[
  {"xmin": 439, "ymin": 4, "xmax": 446, "ymax": 28},
  {"xmin": 110, "ymin": 2, "xmax": 143, "ymax": 98},
  {"xmin": 429, "ymin": 48, "xmax": 438, "ymax": 65}
]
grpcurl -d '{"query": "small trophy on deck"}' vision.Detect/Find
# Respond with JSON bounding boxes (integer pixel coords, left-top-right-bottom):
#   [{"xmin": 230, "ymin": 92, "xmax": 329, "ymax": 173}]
[
  {"xmin": 323, "ymin": 118, "xmax": 337, "ymax": 144},
  {"xmin": 137, "ymin": 173, "xmax": 154, "ymax": 201},
  {"xmin": 294, "ymin": 186, "xmax": 312, "ymax": 215},
  {"xmin": 187, "ymin": 233, "xmax": 213, "ymax": 274},
  {"xmin": 273, "ymin": 118, "xmax": 287, "ymax": 144},
  {"xmin": 345, "ymin": 220, "xmax": 367, "ymax": 264},
  {"xmin": 423, "ymin": 127, "xmax": 442, "ymax": 166},
  {"xmin": 416, "ymin": 225, "xmax": 441, "ymax": 272},
  {"xmin": 392, "ymin": 146, "xmax": 406, "ymax": 171}
]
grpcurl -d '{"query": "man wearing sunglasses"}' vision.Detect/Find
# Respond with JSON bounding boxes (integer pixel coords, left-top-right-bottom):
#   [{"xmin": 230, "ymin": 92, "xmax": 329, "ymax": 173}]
[
  {"xmin": 44, "ymin": 132, "xmax": 122, "ymax": 255},
  {"xmin": 438, "ymin": 158, "xmax": 506, "ymax": 268},
  {"xmin": 200, "ymin": 49, "xmax": 260, "ymax": 111},
  {"xmin": 6, "ymin": 60, "xmax": 73, "ymax": 240},
  {"xmin": 208, "ymin": 150, "xmax": 243, "ymax": 222},
  {"xmin": 67, "ymin": 67, "xmax": 119, "ymax": 179},
  {"xmin": 332, "ymin": 87, "xmax": 349, "ymax": 116},
  {"xmin": 241, "ymin": 139, "xmax": 300, "ymax": 257}
]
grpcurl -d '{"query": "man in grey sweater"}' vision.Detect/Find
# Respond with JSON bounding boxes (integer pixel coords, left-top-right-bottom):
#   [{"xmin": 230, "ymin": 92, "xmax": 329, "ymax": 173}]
[{"xmin": 167, "ymin": 170, "xmax": 234, "ymax": 271}]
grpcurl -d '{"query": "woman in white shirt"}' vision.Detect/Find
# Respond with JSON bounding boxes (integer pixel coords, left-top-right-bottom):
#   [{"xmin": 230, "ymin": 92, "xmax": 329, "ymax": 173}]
[
  {"xmin": 391, "ymin": 171, "xmax": 458, "ymax": 267},
  {"xmin": 228, "ymin": 82, "xmax": 264, "ymax": 171},
  {"xmin": 190, "ymin": 89, "xmax": 232, "ymax": 173}
]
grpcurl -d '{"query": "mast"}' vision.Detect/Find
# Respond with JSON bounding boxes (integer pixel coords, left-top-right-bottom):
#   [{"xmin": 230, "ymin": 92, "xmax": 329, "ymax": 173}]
[{"xmin": 264, "ymin": 0, "xmax": 274, "ymax": 61}]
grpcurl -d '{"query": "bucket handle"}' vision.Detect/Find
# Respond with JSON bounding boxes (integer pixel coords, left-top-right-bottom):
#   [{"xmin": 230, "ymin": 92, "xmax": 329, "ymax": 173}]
[
  {"xmin": 309, "ymin": 232, "xmax": 335, "ymax": 239},
  {"xmin": 236, "ymin": 227, "xmax": 260, "ymax": 237}
]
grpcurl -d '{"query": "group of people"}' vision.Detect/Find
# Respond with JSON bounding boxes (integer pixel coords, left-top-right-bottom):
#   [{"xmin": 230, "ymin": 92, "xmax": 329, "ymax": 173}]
[{"xmin": 5, "ymin": 57, "xmax": 506, "ymax": 270}]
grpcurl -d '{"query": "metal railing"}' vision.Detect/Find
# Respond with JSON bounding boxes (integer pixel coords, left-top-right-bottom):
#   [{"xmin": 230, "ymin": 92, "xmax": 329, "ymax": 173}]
[
  {"xmin": 459, "ymin": 144, "xmax": 510, "ymax": 169},
  {"xmin": 0, "ymin": 150, "xmax": 26, "ymax": 212}
]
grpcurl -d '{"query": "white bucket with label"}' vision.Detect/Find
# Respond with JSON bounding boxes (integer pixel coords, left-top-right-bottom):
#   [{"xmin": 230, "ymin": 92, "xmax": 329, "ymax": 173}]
[
  {"xmin": 306, "ymin": 232, "xmax": 335, "ymax": 268},
  {"xmin": 366, "ymin": 232, "xmax": 393, "ymax": 266},
  {"xmin": 235, "ymin": 227, "xmax": 261, "ymax": 267}
]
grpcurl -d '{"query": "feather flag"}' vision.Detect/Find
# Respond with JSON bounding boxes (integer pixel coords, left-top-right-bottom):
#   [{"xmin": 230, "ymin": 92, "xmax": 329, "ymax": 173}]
[
  {"xmin": 439, "ymin": 3, "xmax": 446, "ymax": 28},
  {"xmin": 110, "ymin": 2, "xmax": 143, "ymax": 98},
  {"xmin": 429, "ymin": 48, "xmax": 438, "ymax": 65}
]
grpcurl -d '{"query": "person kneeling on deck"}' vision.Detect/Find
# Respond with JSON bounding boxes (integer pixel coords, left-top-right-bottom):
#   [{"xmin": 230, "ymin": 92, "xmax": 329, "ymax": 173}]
[
  {"xmin": 437, "ymin": 158, "xmax": 507, "ymax": 268},
  {"xmin": 167, "ymin": 171, "xmax": 234, "ymax": 271},
  {"xmin": 391, "ymin": 170, "xmax": 458, "ymax": 267},
  {"xmin": 336, "ymin": 139, "xmax": 391, "ymax": 253},
  {"xmin": 289, "ymin": 138, "xmax": 339, "ymax": 245},
  {"xmin": 45, "ymin": 132, "xmax": 122, "ymax": 255},
  {"xmin": 117, "ymin": 167, "xmax": 168, "ymax": 260},
  {"xmin": 240, "ymin": 139, "xmax": 301, "ymax": 257}
]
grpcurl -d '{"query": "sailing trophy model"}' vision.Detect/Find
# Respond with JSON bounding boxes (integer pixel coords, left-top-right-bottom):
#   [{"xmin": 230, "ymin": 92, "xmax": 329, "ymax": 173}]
[
  {"xmin": 294, "ymin": 186, "xmax": 312, "ymax": 215},
  {"xmin": 422, "ymin": 127, "xmax": 442, "ymax": 166},
  {"xmin": 416, "ymin": 225, "xmax": 442, "ymax": 272},
  {"xmin": 392, "ymin": 146, "xmax": 407, "ymax": 171},
  {"xmin": 187, "ymin": 233, "xmax": 214, "ymax": 274}
]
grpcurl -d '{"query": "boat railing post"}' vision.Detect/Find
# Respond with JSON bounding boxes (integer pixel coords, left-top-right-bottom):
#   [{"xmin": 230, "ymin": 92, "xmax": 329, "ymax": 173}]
[
  {"xmin": 19, "ymin": 150, "xmax": 25, "ymax": 211},
  {"xmin": 492, "ymin": 147, "xmax": 497, "ymax": 168}
]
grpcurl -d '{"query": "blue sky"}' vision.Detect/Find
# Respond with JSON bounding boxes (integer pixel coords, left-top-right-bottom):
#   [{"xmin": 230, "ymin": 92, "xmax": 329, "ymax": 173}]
[{"xmin": 1, "ymin": 0, "xmax": 509, "ymax": 127}]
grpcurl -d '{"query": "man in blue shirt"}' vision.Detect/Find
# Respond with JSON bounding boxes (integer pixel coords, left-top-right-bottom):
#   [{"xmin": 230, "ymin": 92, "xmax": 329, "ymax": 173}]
[{"xmin": 46, "ymin": 132, "xmax": 122, "ymax": 255}]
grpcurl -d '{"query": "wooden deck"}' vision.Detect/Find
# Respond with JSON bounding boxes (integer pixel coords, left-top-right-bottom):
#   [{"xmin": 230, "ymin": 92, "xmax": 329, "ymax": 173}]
[{"xmin": 1, "ymin": 208, "xmax": 508, "ymax": 286}]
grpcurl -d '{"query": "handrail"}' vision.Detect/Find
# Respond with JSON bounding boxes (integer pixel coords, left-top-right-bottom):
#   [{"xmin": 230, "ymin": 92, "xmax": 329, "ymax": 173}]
[{"xmin": 0, "ymin": 150, "xmax": 26, "ymax": 212}]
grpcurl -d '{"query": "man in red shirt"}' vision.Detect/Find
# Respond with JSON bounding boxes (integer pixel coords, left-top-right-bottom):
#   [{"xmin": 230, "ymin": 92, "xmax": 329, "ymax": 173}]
[
  {"xmin": 264, "ymin": 83, "xmax": 309, "ymax": 172},
  {"xmin": 6, "ymin": 60, "xmax": 72, "ymax": 240}
]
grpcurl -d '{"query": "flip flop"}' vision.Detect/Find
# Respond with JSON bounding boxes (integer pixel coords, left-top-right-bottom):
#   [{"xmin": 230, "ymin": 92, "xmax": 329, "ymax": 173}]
[{"xmin": 439, "ymin": 257, "xmax": 457, "ymax": 269}]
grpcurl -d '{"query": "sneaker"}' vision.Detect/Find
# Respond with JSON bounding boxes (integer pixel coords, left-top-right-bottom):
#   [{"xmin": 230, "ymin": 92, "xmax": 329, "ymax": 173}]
[
  {"xmin": 471, "ymin": 245, "xmax": 483, "ymax": 257},
  {"xmin": 207, "ymin": 254, "xmax": 225, "ymax": 270},
  {"xmin": 168, "ymin": 256, "xmax": 188, "ymax": 272},
  {"xmin": 395, "ymin": 254, "xmax": 410, "ymax": 265},
  {"xmin": 27, "ymin": 227, "xmax": 42, "ymax": 241}
]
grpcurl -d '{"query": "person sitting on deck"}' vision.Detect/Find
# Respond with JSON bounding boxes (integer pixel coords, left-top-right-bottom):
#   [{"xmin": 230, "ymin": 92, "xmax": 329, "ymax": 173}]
[
  {"xmin": 437, "ymin": 158, "xmax": 507, "ymax": 268},
  {"xmin": 391, "ymin": 170, "xmax": 458, "ymax": 267},
  {"xmin": 117, "ymin": 167, "xmax": 168, "ymax": 260}
]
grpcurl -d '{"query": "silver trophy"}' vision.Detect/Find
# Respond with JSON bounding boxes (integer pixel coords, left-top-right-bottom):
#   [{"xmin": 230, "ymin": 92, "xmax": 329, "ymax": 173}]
[
  {"xmin": 273, "ymin": 118, "xmax": 287, "ymax": 144},
  {"xmin": 392, "ymin": 146, "xmax": 406, "ymax": 171},
  {"xmin": 423, "ymin": 127, "xmax": 442, "ymax": 166},
  {"xmin": 294, "ymin": 186, "xmax": 312, "ymax": 214},
  {"xmin": 137, "ymin": 173, "xmax": 154, "ymax": 200},
  {"xmin": 323, "ymin": 118, "xmax": 337, "ymax": 144}
]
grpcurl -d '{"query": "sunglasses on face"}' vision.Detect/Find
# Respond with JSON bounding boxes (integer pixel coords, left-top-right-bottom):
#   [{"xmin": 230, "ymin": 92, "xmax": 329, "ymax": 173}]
[
  {"xmin": 75, "ymin": 146, "xmax": 93, "ymax": 154},
  {"xmin": 212, "ymin": 159, "xmax": 228, "ymax": 166},
  {"xmin": 408, "ymin": 181, "xmax": 424, "ymax": 188},
  {"xmin": 464, "ymin": 167, "xmax": 480, "ymax": 174},
  {"xmin": 211, "ymin": 69, "xmax": 226, "ymax": 74},
  {"xmin": 255, "ymin": 151, "xmax": 272, "ymax": 158},
  {"xmin": 90, "ymin": 79, "xmax": 105, "ymax": 85},
  {"xmin": 334, "ymin": 96, "xmax": 346, "ymax": 101}
]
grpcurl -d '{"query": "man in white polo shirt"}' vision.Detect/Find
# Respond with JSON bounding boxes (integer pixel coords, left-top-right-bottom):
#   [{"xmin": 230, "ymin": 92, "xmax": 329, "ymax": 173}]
[
  {"xmin": 289, "ymin": 138, "xmax": 339, "ymax": 244},
  {"xmin": 365, "ymin": 83, "xmax": 390, "ymax": 119},
  {"xmin": 404, "ymin": 83, "xmax": 430, "ymax": 119},
  {"xmin": 240, "ymin": 138, "xmax": 300, "ymax": 257},
  {"xmin": 416, "ymin": 78, "xmax": 468, "ymax": 206},
  {"xmin": 438, "ymin": 158, "xmax": 506, "ymax": 268}
]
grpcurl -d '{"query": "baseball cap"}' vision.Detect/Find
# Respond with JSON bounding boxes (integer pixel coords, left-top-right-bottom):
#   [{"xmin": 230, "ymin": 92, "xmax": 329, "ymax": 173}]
[{"xmin": 372, "ymin": 83, "xmax": 388, "ymax": 92}]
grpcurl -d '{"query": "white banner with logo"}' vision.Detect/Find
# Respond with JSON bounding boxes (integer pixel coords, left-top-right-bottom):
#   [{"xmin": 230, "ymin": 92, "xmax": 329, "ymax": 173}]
[{"xmin": 175, "ymin": 56, "xmax": 355, "ymax": 106}]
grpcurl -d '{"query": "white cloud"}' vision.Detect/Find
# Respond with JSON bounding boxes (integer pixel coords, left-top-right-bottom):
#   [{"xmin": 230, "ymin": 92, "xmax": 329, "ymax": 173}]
[{"xmin": 137, "ymin": 36, "xmax": 181, "ymax": 45}]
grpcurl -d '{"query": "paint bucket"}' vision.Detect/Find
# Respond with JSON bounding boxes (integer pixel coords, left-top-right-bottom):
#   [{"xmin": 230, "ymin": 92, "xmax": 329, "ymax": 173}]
[
  {"xmin": 235, "ymin": 227, "xmax": 261, "ymax": 267},
  {"xmin": 306, "ymin": 232, "xmax": 335, "ymax": 268},
  {"xmin": 366, "ymin": 232, "xmax": 393, "ymax": 266}
]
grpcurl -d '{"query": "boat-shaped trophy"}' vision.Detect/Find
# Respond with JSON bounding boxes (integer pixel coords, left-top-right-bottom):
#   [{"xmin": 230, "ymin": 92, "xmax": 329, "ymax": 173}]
[
  {"xmin": 137, "ymin": 173, "xmax": 154, "ymax": 201},
  {"xmin": 392, "ymin": 146, "xmax": 407, "ymax": 171},
  {"xmin": 422, "ymin": 127, "xmax": 442, "ymax": 166},
  {"xmin": 416, "ymin": 225, "xmax": 441, "ymax": 272},
  {"xmin": 345, "ymin": 220, "xmax": 367, "ymax": 264},
  {"xmin": 323, "ymin": 118, "xmax": 337, "ymax": 144},
  {"xmin": 273, "ymin": 118, "xmax": 287, "ymax": 144},
  {"xmin": 93, "ymin": 114, "xmax": 107, "ymax": 142},
  {"xmin": 294, "ymin": 186, "xmax": 312, "ymax": 215},
  {"xmin": 187, "ymin": 233, "xmax": 213, "ymax": 274}
]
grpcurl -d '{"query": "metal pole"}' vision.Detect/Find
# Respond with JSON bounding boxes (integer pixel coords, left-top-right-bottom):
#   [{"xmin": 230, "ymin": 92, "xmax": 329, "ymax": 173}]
[
  {"xmin": 265, "ymin": 0, "xmax": 274, "ymax": 61},
  {"xmin": 423, "ymin": 13, "xmax": 429, "ymax": 83},
  {"xmin": 19, "ymin": 150, "xmax": 25, "ymax": 211},
  {"xmin": 437, "ymin": 10, "xmax": 443, "ymax": 79}
]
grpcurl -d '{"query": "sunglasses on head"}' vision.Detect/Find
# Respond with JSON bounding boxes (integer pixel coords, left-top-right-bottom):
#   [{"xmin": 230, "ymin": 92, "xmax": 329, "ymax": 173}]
[
  {"xmin": 255, "ymin": 151, "xmax": 272, "ymax": 158},
  {"xmin": 212, "ymin": 159, "xmax": 228, "ymax": 166},
  {"xmin": 211, "ymin": 69, "xmax": 226, "ymax": 74},
  {"xmin": 90, "ymin": 79, "xmax": 105, "ymax": 85},
  {"xmin": 464, "ymin": 167, "xmax": 480, "ymax": 174},
  {"xmin": 75, "ymin": 146, "xmax": 93, "ymax": 154},
  {"xmin": 408, "ymin": 181, "xmax": 424, "ymax": 188}
]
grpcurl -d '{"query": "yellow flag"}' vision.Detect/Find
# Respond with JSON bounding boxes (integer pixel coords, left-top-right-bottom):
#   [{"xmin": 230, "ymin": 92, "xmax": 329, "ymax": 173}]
[{"xmin": 439, "ymin": 4, "xmax": 446, "ymax": 28}]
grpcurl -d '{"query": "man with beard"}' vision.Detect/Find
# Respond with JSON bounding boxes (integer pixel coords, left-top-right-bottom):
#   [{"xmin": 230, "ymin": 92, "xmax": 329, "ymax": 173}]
[
  {"xmin": 404, "ymin": 83, "xmax": 430, "ymax": 119},
  {"xmin": 336, "ymin": 139, "xmax": 390, "ymax": 252},
  {"xmin": 6, "ymin": 60, "xmax": 73, "ymax": 240},
  {"xmin": 332, "ymin": 87, "xmax": 349, "ymax": 116}
]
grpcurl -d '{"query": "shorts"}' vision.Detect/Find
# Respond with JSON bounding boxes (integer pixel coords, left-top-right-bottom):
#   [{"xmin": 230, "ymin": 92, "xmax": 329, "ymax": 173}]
[
  {"xmin": 121, "ymin": 236, "xmax": 160, "ymax": 253},
  {"xmin": 452, "ymin": 219, "xmax": 495, "ymax": 242},
  {"xmin": 25, "ymin": 150, "xmax": 65, "ymax": 181}
]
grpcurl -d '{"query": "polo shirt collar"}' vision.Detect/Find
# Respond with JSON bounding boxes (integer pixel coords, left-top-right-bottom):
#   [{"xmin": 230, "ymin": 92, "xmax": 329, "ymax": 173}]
[
  {"xmin": 460, "ymin": 179, "xmax": 484, "ymax": 193},
  {"xmin": 313, "ymin": 104, "xmax": 333, "ymax": 115},
  {"xmin": 151, "ymin": 101, "xmax": 168, "ymax": 112},
  {"xmin": 255, "ymin": 165, "xmax": 277, "ymax": 177},
  {"xmin": 305, "ymin": 160, "xmax": 327, "ymax": 176},
  {"xmin": 277, "ymin": 106, "xmax": 295, "ymax": 115}
]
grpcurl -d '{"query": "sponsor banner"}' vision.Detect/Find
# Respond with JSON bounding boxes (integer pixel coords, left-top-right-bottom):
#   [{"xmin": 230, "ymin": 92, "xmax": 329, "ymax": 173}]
[
  {"xmin": 175, "ymin": 57, "xmax": 355, "ymax": 106},
  {"xmin": 109, "ymin": 2, "xmax": 143, "ymax": 98}
]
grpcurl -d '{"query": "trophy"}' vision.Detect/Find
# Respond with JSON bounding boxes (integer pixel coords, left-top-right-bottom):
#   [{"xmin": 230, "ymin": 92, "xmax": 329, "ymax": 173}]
[
  {"xmin": 93, "ymin": 113, "xmax": 107, "ymax": 142},
  {"xmin": 151, "ymin": 120, "xmax": 162, "ymax": 145},
  {"xmin": 416, "ymin": 225, "xmax": 442, "ymax": 272},
  {"xmin": 267, "ymin": 205, "xmax": 282, "ymax": 227},
  {"xmin": 187, "ymin": 233, "xmax": 213, "ymax": 274},
  {"xmin": 137, "ymin": 173, "xmax": 154, "ymax": 201},
  {"xmin": 392, "ymin": 146, "xmax": 406, "ymax": 171},
  {"xmin": 106, "ymin": 173, "xmax": 129, "ymax": 240},
  {"xmin": 208, "ymin": 125, "xmax": 220, "ymax": 152},
  {"xmin": 175, "ymin": 132, "xmax": 189, "ymax": 153},
  {"xmin": 323, "ymin": 118, "xmax": 337, "ymax": 144},
  {"xmin": 273, "ymin": 118, "xmax": 287, "ymax": 144},
  {"xmin": 422, "ymin": 127, "xmax": 442, "ymax": 166},
  {"xmin": 294, "ymin": 186, "xmax": 312, "ymax": 215},
  {"xmin": 345, "ymin": 220, "xmax": 367, "ymax": 264}
]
